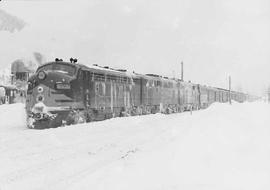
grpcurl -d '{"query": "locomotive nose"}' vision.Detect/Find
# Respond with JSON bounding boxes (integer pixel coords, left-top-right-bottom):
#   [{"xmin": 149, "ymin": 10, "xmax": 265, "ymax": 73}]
[{"xmin": 32, "ymin": 102, "xmax": 48, "ymax": 113}]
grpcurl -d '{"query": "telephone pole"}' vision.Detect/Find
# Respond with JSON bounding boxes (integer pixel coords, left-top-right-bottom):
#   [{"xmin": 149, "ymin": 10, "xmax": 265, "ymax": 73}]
[
  {"xmin": 229, "ymin": 76, "xmax": 232, "ymax": 104},
  {"xmin": 268, "ymin": 86, "xmax": 270, "ymax": 103},
  {"xmin": 181, "ymin": 61, "xmax": 184, "ymax": 81}
]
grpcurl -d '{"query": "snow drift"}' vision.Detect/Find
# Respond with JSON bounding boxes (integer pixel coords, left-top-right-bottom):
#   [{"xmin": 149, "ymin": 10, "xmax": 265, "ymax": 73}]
[{"xmin": 0, "ymin": 101, "xmax": 269, "ymax": 190}]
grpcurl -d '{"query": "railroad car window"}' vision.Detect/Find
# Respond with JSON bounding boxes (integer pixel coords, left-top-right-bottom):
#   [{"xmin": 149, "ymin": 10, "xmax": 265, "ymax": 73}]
[
  {"xmin": 148, "ymin": 81, "xmax": 151, "ymax": 87},
  {"xmin": 150, "ymin": 80, "xmax": 154, "ymax": 87},
  {"xmin": 146, "ymin": 81, "xmax": 149, "ymax": 87}
]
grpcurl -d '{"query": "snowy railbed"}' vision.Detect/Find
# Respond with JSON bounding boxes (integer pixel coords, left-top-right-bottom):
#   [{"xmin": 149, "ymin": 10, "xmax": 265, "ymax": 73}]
[{"xmin": 0, "ymin": 102, "xmax": 270, "ymax": 190}]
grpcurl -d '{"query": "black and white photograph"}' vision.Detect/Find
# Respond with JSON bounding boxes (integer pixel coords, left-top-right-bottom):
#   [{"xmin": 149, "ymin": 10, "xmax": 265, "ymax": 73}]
[{"xmin": 0, "ymin": 0, "xmax": 269, "ymax": 189}]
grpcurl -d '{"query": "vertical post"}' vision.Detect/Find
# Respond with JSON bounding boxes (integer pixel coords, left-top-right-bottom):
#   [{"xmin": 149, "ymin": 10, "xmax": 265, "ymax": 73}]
[
  {"xmin": 268, "ymin": 86, "xmax": 270, "ymax": 103},
  {"xmin": 229, "ymin": 76, "xmax": 231, "ymax": 104},
  {"xmin": 181, "ymin": 61, "xmax": 184, "ymax": 81}
]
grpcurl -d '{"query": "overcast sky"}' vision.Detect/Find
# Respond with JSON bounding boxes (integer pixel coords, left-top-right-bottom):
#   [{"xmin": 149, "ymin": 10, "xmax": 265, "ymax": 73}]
[{"xmin": 0, "ymin": 0, "xmax": 269, "ymax": 95}]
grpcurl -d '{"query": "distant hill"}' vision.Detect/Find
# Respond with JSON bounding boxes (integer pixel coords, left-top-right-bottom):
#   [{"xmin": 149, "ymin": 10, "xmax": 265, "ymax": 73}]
[{"xmin": 0, "ymin": 9, "xmax": 26, "ymax": 33}]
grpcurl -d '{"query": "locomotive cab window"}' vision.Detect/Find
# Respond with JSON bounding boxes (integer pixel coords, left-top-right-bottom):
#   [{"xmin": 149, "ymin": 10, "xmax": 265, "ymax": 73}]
[{"xmin": 37, "ymin": 63, "xmax": 76, "ymax": 76}]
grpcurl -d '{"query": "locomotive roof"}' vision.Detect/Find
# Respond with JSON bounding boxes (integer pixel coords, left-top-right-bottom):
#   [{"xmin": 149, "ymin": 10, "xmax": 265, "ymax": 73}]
[
  {"xmin": 84, "ymin": 64, "xmax": 137, "ymax": 79},
  {"xmin": 38, "ymin": 61, "xmax": 136, "ymax": 78},
  {"xmin": 38, "ymin": 61, "xmax": 246, "ymax": 95},
  {"xmin": 39, "ymin": 61, "xmax": 179, "ymax": 82}
]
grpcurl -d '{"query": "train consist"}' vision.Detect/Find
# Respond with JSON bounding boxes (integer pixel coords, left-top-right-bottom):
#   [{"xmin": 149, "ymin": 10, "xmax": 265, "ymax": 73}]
[{"xmin": 25, "ymin": 59, "xmax": 255, "ymax": 129}]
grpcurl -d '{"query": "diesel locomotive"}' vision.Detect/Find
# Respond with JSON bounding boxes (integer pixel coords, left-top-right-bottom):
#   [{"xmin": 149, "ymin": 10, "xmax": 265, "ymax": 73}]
[{"xmin": 25, "ymin": 58, "xmax": 250, "ymax": 129}]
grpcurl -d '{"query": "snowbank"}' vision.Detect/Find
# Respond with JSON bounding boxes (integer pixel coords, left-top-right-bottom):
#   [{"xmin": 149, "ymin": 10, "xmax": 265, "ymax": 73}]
[
  {"xmin": 0, "ymin": 102, "xmax": 269, "ymax": 190},
  {"xmin": 0, "ymin": 103, "xmax": 26, "ymax": 131}
]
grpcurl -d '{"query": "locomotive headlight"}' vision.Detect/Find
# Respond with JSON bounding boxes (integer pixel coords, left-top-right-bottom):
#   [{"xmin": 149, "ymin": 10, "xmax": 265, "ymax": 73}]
[
  {"xmin": 36, "ymin": 94, "xmax": 44, "ymax": 102},
  {"xmin": 38, "ymin": 71, "xmax": 46, "ymax": 80},
  {"xmin": 37, "ymin": 86, "xmax": 44, "ymax": 93}
]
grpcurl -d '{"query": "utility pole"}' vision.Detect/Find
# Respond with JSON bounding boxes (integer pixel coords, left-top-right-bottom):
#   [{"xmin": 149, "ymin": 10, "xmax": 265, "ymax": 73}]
[
  {"xmin": 268, "ymin": 86, "xmax": 270, "ymax": 103},
  {"xmin": 181, "ymin": 61, "xmax": 184, "ymax": 81},
  {"xmin": 229, "ymin": 76, "xmax": 232, "ymax": 104}
]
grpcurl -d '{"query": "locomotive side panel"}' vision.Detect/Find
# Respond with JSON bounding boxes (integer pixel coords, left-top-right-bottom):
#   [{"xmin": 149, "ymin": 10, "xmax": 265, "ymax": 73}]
[
  {"xmin": 181, "ymin": 82, "xmax": 193, "ymax": 110},
  {"xmin": 151, "ymin": 80, "xmax": 162, "ymax": 107},
  {"xmin": 198, "ymin": 85, "xmax": 209, "ymax": 109},
  {"xmin": 193, "ymin": 85, "xmax": 200, "ymax": 109},
  {"xmin": 207, "ymin": 88, "xmax": 216, "ymax": 105},
  {"xmin": 130, "ymin": 78, "xmax": 141, "ymax": 107}
]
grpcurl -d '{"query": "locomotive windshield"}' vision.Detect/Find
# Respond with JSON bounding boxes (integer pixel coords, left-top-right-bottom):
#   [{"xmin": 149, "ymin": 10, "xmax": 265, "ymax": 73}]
[{"xmin": 37, "ymin": 63, "xmax": 76, "ymax": 76}]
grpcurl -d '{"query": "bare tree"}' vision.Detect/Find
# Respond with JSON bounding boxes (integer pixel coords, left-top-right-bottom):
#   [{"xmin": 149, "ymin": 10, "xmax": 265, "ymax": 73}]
[
  {"xmin": 33, "ymin": 52, "xmax": 46, "ymax": 66},
  {"xmin": 0, "ymin": 9, "xmax": 26, "ymax": 33}
]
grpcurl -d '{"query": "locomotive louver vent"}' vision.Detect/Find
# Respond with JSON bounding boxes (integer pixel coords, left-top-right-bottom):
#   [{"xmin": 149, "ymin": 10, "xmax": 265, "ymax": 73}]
[
  {"xmin": 117, "ymin": 69, "xmax": 127, "ymax": 72},
  {"xmin": 146, "ymin": 74, "xmax": 161, "ymax": 77}
]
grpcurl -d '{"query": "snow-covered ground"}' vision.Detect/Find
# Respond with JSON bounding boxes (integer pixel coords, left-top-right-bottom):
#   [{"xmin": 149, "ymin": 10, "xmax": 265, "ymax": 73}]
[{"xmin": 0, "ymin": 102, "xmax": 269, "ymax": 190}]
